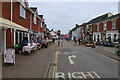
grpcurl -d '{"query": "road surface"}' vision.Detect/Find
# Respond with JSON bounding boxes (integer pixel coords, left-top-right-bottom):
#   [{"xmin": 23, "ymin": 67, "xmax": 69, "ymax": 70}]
[{"xmin": 47, "ymin": 40, "xmax": 119, "ymax": 80}]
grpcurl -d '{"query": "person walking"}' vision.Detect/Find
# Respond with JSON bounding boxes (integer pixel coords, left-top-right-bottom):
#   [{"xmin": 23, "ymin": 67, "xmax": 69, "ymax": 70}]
[
  {"xmin": 73, "ymin": 36, "xmax": 77, "ymax": 46},
  {"xmin": 78, "ymin": 37, "xmax": 81, "ymax": 46}
]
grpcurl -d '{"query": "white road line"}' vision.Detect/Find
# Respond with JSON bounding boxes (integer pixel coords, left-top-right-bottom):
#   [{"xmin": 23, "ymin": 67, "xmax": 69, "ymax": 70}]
[
  {"xmin": 68, "ymin": 55, "xmax": 76, "ymax": 64},
  {"xmin": 91, "ymin": 71, "xmax": 101, "ymax": 78}
]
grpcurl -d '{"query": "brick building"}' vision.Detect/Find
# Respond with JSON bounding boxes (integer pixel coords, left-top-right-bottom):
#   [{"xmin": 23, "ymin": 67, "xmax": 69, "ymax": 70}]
[
  {"xmin": 93, "ymin": 13, "xmax": 120, "ymax": 43},
  {"xmin": 0, "ymin": 0, "xmax": 46, "ymax": 54}
]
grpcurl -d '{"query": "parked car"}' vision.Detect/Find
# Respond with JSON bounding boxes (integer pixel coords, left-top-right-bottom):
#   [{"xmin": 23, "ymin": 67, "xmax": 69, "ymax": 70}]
[{"xmin": 85, "ymin": 43, "xmax": 95, "ymax": 48}]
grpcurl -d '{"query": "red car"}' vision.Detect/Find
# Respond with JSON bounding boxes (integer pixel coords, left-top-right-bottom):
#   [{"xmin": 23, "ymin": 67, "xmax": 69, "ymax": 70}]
[{"xmin": 85, "ymin": 43, "xmax": 95, "ymax": 48}]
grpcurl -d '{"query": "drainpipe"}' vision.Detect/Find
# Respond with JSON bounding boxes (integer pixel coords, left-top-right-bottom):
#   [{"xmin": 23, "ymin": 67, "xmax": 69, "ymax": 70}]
[
  {"xmin": 30, "ymin": 13, "xmax": 32, "ymax": 42},
  {"xmin": 11, "ymin": 0, "xmax": 13, "ymax": 48}
]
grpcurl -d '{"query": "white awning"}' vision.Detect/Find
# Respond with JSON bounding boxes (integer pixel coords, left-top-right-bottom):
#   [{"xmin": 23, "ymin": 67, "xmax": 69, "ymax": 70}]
[{"xmin": 0, "ymin": 17, "xmax": 28, "ymax": 32}]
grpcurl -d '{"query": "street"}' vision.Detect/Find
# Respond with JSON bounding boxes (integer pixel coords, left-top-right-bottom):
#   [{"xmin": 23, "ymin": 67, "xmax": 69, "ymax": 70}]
[{"xmin": 47, "ymin": 40, "xmax": 119, "ymax": 79}]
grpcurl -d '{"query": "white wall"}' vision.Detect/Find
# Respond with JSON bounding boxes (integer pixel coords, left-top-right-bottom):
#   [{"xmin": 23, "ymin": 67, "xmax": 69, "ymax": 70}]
[{"xmin": 71, "ymin": 27, "xmax": 81, "ymax": 40}]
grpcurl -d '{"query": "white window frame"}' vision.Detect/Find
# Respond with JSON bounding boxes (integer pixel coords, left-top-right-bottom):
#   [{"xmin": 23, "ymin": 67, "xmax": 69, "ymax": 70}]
[
  {"xmin": 20, "ymin": 5, "xmax": 26, "ymax": 19},
  {"xmin": 86, "ymin": 25, "xmax": 88, "ymax": 31},
  {"xmin": 104, "ymin": 23, "xmax": 107, "ymax": 30},
  {"xmin": 97, "ymin": 25, "xmax": 99, "ymax": 31},
  {"xmin": 112, "ymin": 21, "xmax": 116, "ymax": 29},
  {"xmin": 34, "ymin": 15, "xmax": 37, "ymax": 25}
]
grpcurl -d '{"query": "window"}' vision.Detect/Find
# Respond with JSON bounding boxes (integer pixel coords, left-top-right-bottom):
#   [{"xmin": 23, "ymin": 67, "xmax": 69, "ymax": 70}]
[
  {"xmin": 97, "ymin": 25, "xmax": 99, "ymax": 31},
  {"xmin": 20, "ymin": 5, "xmax": 26, "ymax": 19},
  {"xmin": 34, "ymin": 16, "xmax": 37, "ymax": 25},
  {"xmin": 112, "ymin": 21, "xmax": 116, "ymax": 29},
  {"xmin": 86, "ymin": 25, "xmax": 88, "ymax": 31},
  {"xmin": 114, "ymin": 34, "xmax": 116, "ymax": 42},
  {"xmin": 94, "ymin": 35, "xmax": 96, "ymax": 41},
  {"xmin": 104, "ymin": 23, "xmax": 107, "ymax": 30},
  {"xmin": 97, "ymin": 35, "xmax": 100, "ymax": 42}
]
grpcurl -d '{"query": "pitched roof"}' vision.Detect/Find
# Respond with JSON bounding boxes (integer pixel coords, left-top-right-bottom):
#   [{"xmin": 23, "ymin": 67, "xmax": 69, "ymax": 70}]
[
  {"xmin": 30, "ymin": 7, "xmax": 37, "ymax": 12},
  {"xmin": 87, "ymin": 12, "xmax": 113, "ymax": 24},
  {"xmin": 39, "ymin": 15, "xmax": 43, "ymax": 18}
]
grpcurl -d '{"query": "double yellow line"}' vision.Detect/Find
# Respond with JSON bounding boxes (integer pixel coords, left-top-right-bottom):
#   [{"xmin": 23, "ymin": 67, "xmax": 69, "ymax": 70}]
[{"xmin": 52, "ymin": 51, "xmax": 58, "ymax": 80}]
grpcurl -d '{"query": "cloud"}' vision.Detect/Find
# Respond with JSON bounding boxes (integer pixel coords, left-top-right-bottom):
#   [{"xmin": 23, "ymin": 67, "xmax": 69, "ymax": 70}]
[{"xmin": 28, "ymin": 0, "xmax": 119, "ymax": 2}]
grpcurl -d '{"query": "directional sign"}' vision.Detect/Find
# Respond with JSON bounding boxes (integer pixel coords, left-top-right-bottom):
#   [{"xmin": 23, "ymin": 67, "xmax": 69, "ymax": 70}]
[{"xmin": 68, "ymin": 55, "xmax": 76, "ymax": 64}]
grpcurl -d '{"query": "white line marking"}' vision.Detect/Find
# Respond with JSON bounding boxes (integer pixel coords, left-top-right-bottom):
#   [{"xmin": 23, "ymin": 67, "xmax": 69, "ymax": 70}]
[
  {"xmin": 91, "ymin": 71, "xmax": 101, "ymax": 78},
  {"xmin": 68, "ymin": 55, "xmax": 76, "ymax": 64}
]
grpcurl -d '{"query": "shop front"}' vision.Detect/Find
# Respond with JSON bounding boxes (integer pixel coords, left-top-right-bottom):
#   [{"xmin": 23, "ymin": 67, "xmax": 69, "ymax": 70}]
[
  {"xmin": 30, "ymin": 30, "xmax": 38, "ymax": 42},
  {"xmin": 0, "ymin": 17, "xmax": 28, "ymax": 55}
]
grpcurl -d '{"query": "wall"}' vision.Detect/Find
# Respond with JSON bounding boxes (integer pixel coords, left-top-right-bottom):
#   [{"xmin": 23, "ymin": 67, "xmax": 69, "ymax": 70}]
[
  {"xmin": 12, "ymin": 2, "xmax": 30, "ymax": 29},
  {"xmin": 1, "ymin": 2, "xmax": 11, "ymax": 20}
]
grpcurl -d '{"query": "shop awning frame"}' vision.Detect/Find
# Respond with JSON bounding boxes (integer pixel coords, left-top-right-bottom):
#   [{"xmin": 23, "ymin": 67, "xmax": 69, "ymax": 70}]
[{"xmin": 0, "ymin": 17, "xmax": 28, "ymax": 32}]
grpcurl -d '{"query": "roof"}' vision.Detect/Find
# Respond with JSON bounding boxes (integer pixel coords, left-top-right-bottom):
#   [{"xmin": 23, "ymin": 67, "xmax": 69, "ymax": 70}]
[
  {"xmin": 94, "ymin": 13, "xmax": 120, "ymax": 24},
  {"xmin": 39, "ymin": 15, "xmax": 43, "ymax": 18},
  {"xmin": 30, "ymin": 7, "xmax": 37, "ymax": 12},
  {"xmin": 87, "ymin": 12, "xmax": 113, "ymax": 24}
]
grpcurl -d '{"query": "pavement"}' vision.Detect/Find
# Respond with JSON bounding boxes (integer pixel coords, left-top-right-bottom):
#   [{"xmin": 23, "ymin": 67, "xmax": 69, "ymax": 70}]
[
  {"xmin": 0, "ymin": 54, "xmax": 2, "ymax": 80},
  {"xmin": 2, "ymin": 43, "xmax": 57, "ymax": 79},
  {"xmin": 47, "ymin": 40, "xmax": 119, "ymax": 79}
]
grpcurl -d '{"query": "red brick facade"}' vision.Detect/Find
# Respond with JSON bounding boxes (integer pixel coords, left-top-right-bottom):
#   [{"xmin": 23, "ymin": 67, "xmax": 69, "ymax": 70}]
[{"xmin": 1, "ymin": 1, "xmax": 45, "ymax": 48}]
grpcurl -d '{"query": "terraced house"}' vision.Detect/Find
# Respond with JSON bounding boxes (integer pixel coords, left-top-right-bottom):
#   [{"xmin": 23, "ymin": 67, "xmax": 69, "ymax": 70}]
[
  {"xmin": 0, "ymin": 0, "xmax": 46, "ymax": 55},
  {"xmin": 69, "ymin": 13, "xmax": 120, "ymax": 44}
]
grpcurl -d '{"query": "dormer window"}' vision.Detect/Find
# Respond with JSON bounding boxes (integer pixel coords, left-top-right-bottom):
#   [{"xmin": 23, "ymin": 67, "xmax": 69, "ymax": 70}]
[{"xmin": 20, "ymin": 5, "xmax": 26, "ymax": 19}]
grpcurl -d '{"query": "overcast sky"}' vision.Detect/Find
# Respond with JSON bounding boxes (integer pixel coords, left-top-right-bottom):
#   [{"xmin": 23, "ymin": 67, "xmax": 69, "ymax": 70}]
[{"xmin": 28, "ymin": 1, "xmax": 119, "ymax": 34}]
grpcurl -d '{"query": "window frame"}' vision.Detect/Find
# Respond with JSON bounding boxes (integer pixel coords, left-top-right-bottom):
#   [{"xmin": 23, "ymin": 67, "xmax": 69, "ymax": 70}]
[
  {"xmin": 104, "ymin": 23, "xmax": 107, "ymax": 31},
  {"xmin": 112, "ymin": 21, "xmax": 116, "ymax": 29},
  {"xmin": 34, "ymin": 15, "xmax": 37, "ymax": 25},
  {"xmin": 20, "ymin": 5, "xmax": 26, "ymax": 19},
  {"xmin": 97, "ymin": 25, "xmax": 99, "ymax": 31}
]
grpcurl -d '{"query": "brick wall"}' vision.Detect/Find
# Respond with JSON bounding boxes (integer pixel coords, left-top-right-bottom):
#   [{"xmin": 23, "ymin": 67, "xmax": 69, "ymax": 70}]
[
  {"xmin": 12, "ymin": 2, "xmax": 30, "ymax": 29},
  {"xmin": 1, "ymin": 2, "xmax": 11, "ymax": 20},
  {"xmin": 32, "ymin": 14, "xmax": 38, "ymax": 32},
  {"xmin": 6, "ymin": 29, "xmax": 14, "ymax": 48}
]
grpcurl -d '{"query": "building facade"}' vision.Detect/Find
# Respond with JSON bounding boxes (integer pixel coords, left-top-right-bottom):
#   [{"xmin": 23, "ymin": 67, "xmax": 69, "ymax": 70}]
[{"xmin": 0, "ymin": 0, "xmax": 47, "ymax": 54}]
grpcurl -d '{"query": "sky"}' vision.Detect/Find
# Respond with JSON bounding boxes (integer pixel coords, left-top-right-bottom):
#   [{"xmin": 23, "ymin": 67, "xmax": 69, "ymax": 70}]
[{"xmin": 28, "ymin": 1, "xmax": 119, "ymax": 34}]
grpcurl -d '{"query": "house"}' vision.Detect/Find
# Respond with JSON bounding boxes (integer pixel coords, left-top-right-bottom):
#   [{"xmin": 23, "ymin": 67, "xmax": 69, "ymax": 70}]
[
  {"xmin": 0, "ymin": 0, "xmax": 47, "ymax": 55},
  {"xmin": 93, "ymin": 13, "xmax": 120, "ymax": 43}
]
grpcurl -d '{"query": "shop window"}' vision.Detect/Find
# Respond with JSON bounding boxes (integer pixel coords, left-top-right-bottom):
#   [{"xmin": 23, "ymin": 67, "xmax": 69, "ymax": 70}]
[
  {"xmin": 15, "ymin": 31, "xmax": 18, "ymax": 44},
  {"xmin": 20, "ymin": 5, "xmax": 26, "ymax": 19},
  {"xmin": 112, "ymin": 21, "xmax": 116, "ymax": 29}
]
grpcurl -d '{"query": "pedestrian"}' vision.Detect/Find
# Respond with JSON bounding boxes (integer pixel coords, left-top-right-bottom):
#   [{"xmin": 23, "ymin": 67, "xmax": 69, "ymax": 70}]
[
  {"xmin": 73, "ymin": 36, "xmax": 77, "ymax": 46},
  {"xmin": 52, "ymin": 37, "xmax": 55, "ymax": 44},
  {"xmin": 78, "ymin": 37, "xmax": 81, "ymax": 46}
]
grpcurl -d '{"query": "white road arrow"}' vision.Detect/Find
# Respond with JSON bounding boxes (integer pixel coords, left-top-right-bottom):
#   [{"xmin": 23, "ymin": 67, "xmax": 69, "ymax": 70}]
[{"xmin": 68, "ymin": 55, "xmax": 76, "ymax": 64}]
